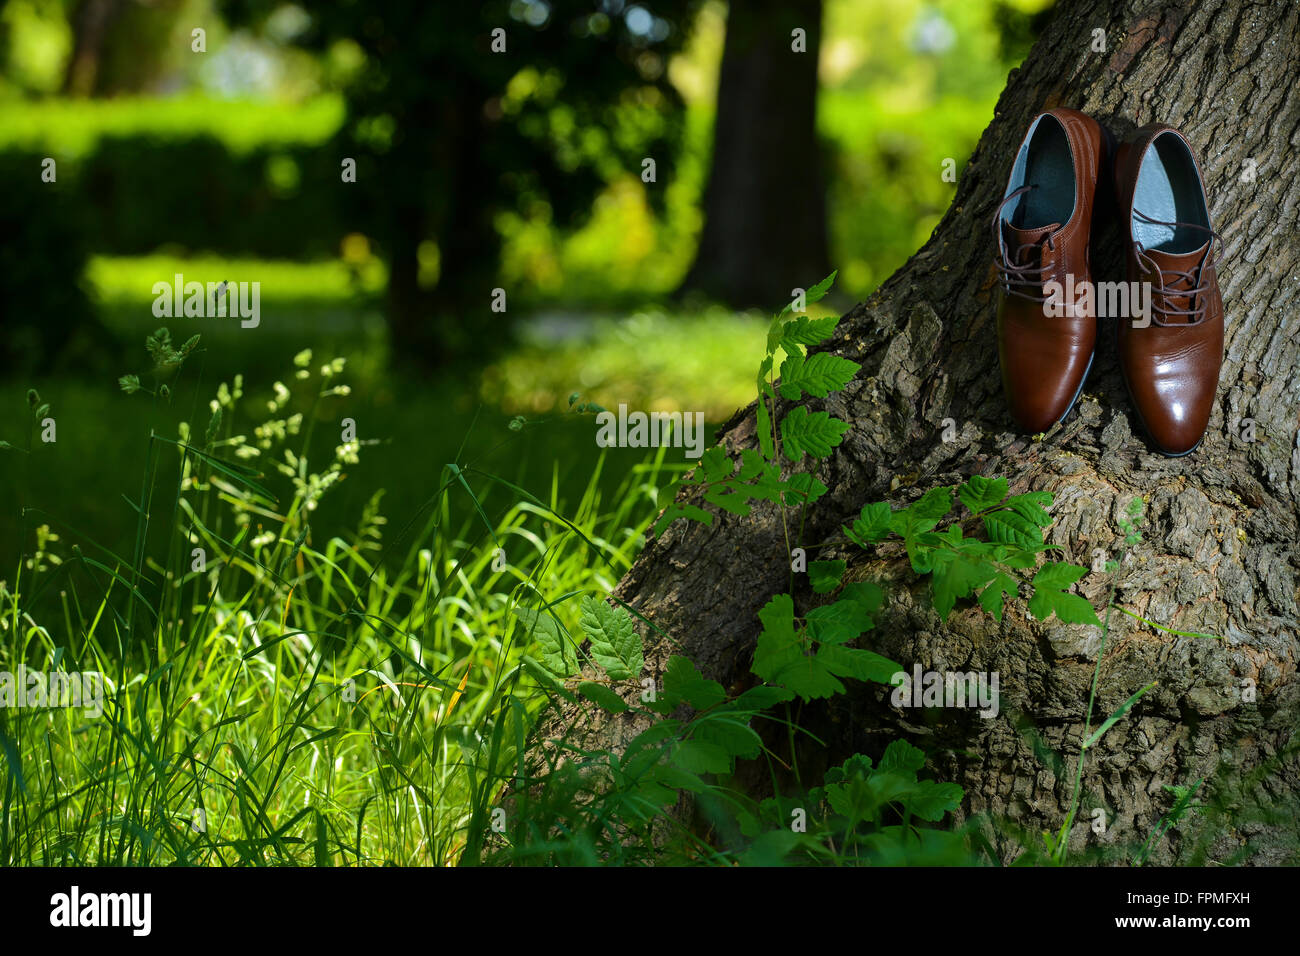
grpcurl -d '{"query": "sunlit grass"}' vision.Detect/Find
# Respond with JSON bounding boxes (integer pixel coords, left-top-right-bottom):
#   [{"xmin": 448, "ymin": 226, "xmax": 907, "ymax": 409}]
[
  {"xmin": 0, "ymin": 94, "xmax": 345, "ymax": 157},
  {"xmin": 478, "ymin": 305, "xmax": 799, "ymax": 422},
  {"xmin": 0, "ymin": 364, "xmax": 679, "ymax": 864}
]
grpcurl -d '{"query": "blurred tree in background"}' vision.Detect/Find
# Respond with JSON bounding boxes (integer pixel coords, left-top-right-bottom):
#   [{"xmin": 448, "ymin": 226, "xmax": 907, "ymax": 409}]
[
  {"xmin": 220, "ymin": 0, "xmax": 704, "ymax": 368},
  {"xmin": 0, "ymin": 0, "xmax": 1054, "ymax": 548},
  {"xmin": 680, "ymin": 0, "xmax": 830, "ymax": 308},
  {"xmin": 1, "ymin": 0, "xmax": 1055, "ymax": 371}
]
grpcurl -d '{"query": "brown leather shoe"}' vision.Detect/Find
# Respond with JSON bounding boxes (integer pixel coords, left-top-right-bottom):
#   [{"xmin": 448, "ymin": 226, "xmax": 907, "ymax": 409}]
[
  {"xmin": 1113, "ymin": 124, "xmax": 1223, "ymax": 457},
  {"xmin": 994, "ymin": 108, "xmax": 1111, "ymax": 433}
]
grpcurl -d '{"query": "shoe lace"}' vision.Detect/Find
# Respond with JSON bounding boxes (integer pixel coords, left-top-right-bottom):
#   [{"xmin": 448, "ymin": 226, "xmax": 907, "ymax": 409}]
[
  {"xmin": 1132, "ymin": 208, "xmax": 1223, "ymax": 326},
  {"xmin": 990, "ymin": 184, "xmax": 1062, "ymax": 304}
]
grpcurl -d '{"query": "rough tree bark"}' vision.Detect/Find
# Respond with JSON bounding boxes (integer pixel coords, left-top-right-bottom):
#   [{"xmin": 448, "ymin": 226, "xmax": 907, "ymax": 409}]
[{"xmin": 543, "ymin": 0, "xmax": 1300, "ymax": 863}]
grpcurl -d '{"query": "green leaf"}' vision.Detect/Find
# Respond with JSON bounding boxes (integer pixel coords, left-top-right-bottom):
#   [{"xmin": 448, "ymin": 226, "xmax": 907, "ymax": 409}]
[
  {"xmin": 1033, "ymin": 561, "xmax": 1087, "ymax": 590},
  {"xmin": 1082, "ymin": 680, "xmax": 1157, "ymax": 749},
  {"xmin": 910, "ymin": 486, "xmax": 955, "ymax": 521},
  {"xmin": 778, "ymin": 315, "xmax": 840, "ymax": 352},
  {"xmin": 845, "ymin": 502, "xmax": 892, "ymax": 545},
  {"xmin": 118, "ymin": 374, "xmax": 141, "ymax": 395},
  {"xmin": 693, "ymin": 714, "xmax": 762, "ymax": 759},
  {"xmin": 660, "ymin": 655, "xmax": 726, "ymax": 711},
  {"xmin": 650, "ymin": 762, "xmax": 710, "ymax": 794},
  {"xmin": 817, "ymin": 644, "xmax": 901, "ymax": 684},
  {"xmin": 737, "ymin": 448, "xmax": 766, "ymax": 480},
  {"xmin": 890, "ymin": 508, "xmax": 940, "ymax": 541},
  {"xmin": 805, "ymin": 602, "xmax": 869, "ymax": 645},
  {"xmin": 652, "ymin": 762, "xmax": 710, "ymax": 795},
  {"xmin": 514, "ymin": 607, "xmax": 577, "ymax": 677},
  {"xmin": 782, "ymin": 472, "xmax": 827, "ymax": 506},
  {"xmin": 1027, "ymin": 563, "xmax": 1101, "ymax": 626},
  {"xmin": 744, "ymin": 467, "xmax": 791, "ymax": 503},
  {"xmin": 766, "ymin": 313, "xmax": 787, "ymax": 353},
  {"xmin": 930, "ymin": 555, "xmax": 997, "ymax": 621},
  {"xmin": 577, "ymin": 681, "xmax": 629, "ymax": 713},
  {"xmin": 753, "ymin": 594, "xmax": 801, "ymax": 684},
  {"xmin": 703, "ymin": 484, "xmax": 756, "ymax": 516},
  {"xmin": 578, "ymin": 596, "xmax": 643, "ymax": 680},
  {"xmin": 808, "ymin": 559, "xmax": 846, "ymax": 594},
  {"xmin": 774, "ymin": 654, "xmax": 845, "ymax": 700},
  {"xmin": 674, "ymin": 739, "xmax": 732, "ymax": 774},
  {"xmin": 777, "ymin": 351, "xmax": 860, "ymax": 400},
  {"xmin": 878, "ymin": 740, "xmax": 927, "ymax": 774},
  {"xmin": 1032, "ymin": 591, "xmax": 1103, "ymax": 626},
  {"xmin": 781, "ymin": 406, "xmax": 851, "ymax": 461},
  {"xmin": 900, "ymin": 779, "xmax": 965, "ymax": 822},
  {"xmin": 624, "ymin": 720, "xmax": 683, "ymax": 760},
  {"xmin": 729, "ymin": 685, "xmax": 794, "ymax": 711},
  {"xmin": 991, "ymin": 542, "xmax": 1048, "ymax": 569},
  {"xmin": 805, "ymin": 582, "xmax": 882, "ymax": 644},
  {"xmin": 806, "ymin": 270, "xmax": 838, "ymax": 304},
  {"xmin": 977, "ymin": 571, "xmax": 1019, "ymax": 621},
  {"xmin": 957, "ymin": 475, "xmax": 1008, "ymax": 514},
  {"xmin": 841, "ymin": 581, "xmax": 885, "ymax": 616},
  {"xmin": 698, "ymin": 446, "xmax": 733, "ymax": 482},
  {"xmin": 652, "ymin": 502, "xmax": 713, "ymax": 537},
  {"xmin": 983, "ymin": 508, "xmax": 1045, "ymax": 549},
  {"xmin": 0, "ymin": 729, "xmax": 27, "ymax": 795},
  {"xmin": 753, "ymin": 594, "xmax": 843, "ymax": 698},
  {"xmin": 739, "ymin": 829, "xmax": 804, "ymax": 867},
  {"xmin": 1005, "ymin": 490, "xmax": 1053, "ymax": 527}
]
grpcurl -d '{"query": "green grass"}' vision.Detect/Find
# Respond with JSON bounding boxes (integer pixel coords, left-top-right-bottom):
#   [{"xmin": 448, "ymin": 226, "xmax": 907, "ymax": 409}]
[
  {"xmin": 0, "ymin": 344, "xmax": 682, "ymax": 865},
  {"xmin": 6, "ymin": 253, "xmax": 761, "ymax": 561},
  {"xmin": 0, "ymin": 94, "xmax": 345, "ymax": 158},
  {"xmin": 479, "ymin": 304, "xmax": 791, "ymax": 422}
]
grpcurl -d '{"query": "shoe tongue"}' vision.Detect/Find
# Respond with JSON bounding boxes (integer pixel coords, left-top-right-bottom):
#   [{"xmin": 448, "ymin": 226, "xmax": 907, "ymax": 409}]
[
  {"xmin": 1002, "ymin": 221, "xmax": 1061, "ymax": 265},
  {"xmin": 1144, "ymin": 239, "xmax": 1210, "ymax": 275},
  {"xmin": 1144, "ymin": 240, "xmax": 1211, "ymax": 322}
]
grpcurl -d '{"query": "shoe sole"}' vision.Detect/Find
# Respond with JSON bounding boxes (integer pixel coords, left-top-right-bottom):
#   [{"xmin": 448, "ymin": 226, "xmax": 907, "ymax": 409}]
[{"xmin": 1054, "ymin": 347, "xmax": 1095, "ymax": 426}]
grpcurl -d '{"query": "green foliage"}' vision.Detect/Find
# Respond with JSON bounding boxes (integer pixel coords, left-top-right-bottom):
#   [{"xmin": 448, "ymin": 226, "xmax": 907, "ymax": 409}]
[
  {"xmin": 578, "ymin": 596, "xmax": 643, "ymax": 681},
  {"xmin": 516, "ymin": 606, "xmax": 578, "ymax": 678},
  {"xmin": 736, "ymin": 742, "xmax": 973, "ymax": 866},
  {"xmin": 0, "ymin": 388, "xmax": 57, "ymax": 454},
  {"xmin": 780, "ymin": 406, "xmax": 852, "ymax": 461},
  {"xmin": 753, "ymin": 589, "xmax": 897, "ymax": 700},
  {"xmin": 8, "ymin": 273, "xmax": 1236, "ymax": 870},
  {"xmin": 0, "ymin": 340, "xmax": 671, "ymax": 867},
  {"xmin": 654, "ymin": 271, "xmax": 853, "ymax": 535},
  {"xmin": 1028, "ymin": 563, "xmax": 1103, "ymax": 627},
  {"xmin": 843, "ymin": 476, "xmax": 1096, "ymax": 626},
  {"xmin": 1133, "ymin": 778, "xmax": 1204, "ymax": 866}
]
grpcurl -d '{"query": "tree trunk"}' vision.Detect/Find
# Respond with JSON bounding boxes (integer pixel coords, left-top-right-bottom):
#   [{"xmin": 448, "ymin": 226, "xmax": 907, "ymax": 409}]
[
  {"xmin": 62, "ymin": 0, "xmax": 122, "ymax": 97},
  {"xmin": 678, "ymin": 0, "xmax": 831, "ymax": 308},
  {"xmin": 545, "ymin": 0, "xmax": 1300, "ymax": 863}
]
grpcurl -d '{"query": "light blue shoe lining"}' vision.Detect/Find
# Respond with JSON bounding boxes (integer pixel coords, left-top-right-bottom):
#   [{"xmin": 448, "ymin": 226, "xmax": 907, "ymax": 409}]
[
  {"xmin": 1133, "ymin": 133, "xmax": 1210, "ymax": 252},
  {"xmin": 1001, "ymin": 114, "xmax": 1076, "ymax": 229}
]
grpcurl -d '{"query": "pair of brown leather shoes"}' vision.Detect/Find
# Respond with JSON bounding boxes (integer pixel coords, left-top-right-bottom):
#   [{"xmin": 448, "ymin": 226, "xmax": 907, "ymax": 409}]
[{"xmin": 993, "ymin": 108, "xmax": 1223, "ymax": 457}]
